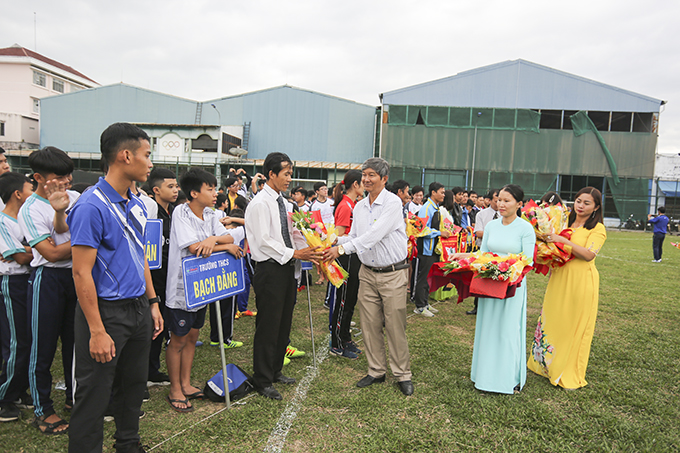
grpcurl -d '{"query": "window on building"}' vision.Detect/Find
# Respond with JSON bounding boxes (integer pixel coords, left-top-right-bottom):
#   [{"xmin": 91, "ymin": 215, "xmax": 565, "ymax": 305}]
[
  {"xmin": 539, "ymin": 110, "xmax": 563, "ymax": 129},
  {"xmin": 562, "ymin": 110, "xmax": 579, "ymax": 130},
  {"xmin": 0, "ymin": 122, "xmax": 5, "ymax": 136},
  {"xmin": 33, "ymin": 70, "xmax": 46, "ymax": 87},
  {"xmin": 587, "ymin": 111, "xmax": 611, "ymax": 131},
  {"xmin": 53, "ymin": 79, "xmax": 64, "ymax": 93},
  {"xmin": 610, "ymin": 112, "xmax": 633, "ymax": 132},
  {"xmin": 632, "ymin": 112, "xmax": 653, "ymax": 133},
  {"xmin": 32, "ymin": 98, "xmax": 40, "ymax": 114}
]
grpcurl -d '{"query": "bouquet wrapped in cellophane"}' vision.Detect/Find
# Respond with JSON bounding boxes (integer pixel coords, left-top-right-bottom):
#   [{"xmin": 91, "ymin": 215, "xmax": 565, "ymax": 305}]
[
  {"xmin": 441, "ymin": 251, "xmax": 531, "ymax": 284},
  {"xmin": 521, "ymin": 200, "xmax": 572, "ymax": 273},
  {"xmin": 291, "ymin": 211, "xmax": 348, "ymax": 288},
  {"xmin": 406, "ymin": 212, "xmax": 433, "ymax": 260}
]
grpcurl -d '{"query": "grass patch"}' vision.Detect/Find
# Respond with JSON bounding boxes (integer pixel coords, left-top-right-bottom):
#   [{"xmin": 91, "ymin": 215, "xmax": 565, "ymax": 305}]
[{"xmin": 1, "ymin": 231, "xmax": 678, "ymax": 452}]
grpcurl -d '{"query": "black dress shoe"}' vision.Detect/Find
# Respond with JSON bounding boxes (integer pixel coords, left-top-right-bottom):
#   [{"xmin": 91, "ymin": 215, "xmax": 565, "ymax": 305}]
[
  {"xmin": 258, "ymin": 386, "xmax": 282, "ymax": 400},
  {"xmin": 275, "ymin": 375, "xmax": 296, "ymax": 385},
  {"xmin": 398, "ymin": 380, "xmax": 414, "ymax": 396},
  {"xmin": 466, "ymin": 308, "xmax": 477, "ymax": 315},
  {"xmin": 356, "ymin": 374, "xmax": 386, "ymax": 388}
]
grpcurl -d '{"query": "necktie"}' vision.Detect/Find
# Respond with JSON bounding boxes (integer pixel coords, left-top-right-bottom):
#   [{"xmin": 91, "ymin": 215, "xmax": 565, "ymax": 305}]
[
  {"xmin": 493, "ymin": 212, "xmax": 499, "ymax": 220},
  {"xmin": 277, "ymin": 196, "xmax": 294, "ymax": 248}
]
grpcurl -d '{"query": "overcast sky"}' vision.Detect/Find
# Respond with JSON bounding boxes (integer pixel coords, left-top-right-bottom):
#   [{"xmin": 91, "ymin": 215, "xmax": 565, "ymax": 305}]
[{"xmin": 3, "ymin": 0, "xmax": 679, "ymax": 154}]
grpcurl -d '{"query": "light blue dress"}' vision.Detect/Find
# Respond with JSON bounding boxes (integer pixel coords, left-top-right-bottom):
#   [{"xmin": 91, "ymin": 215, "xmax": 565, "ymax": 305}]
[{"xmin": 470, "ymin": 216, "xmax": 535, "ymax": 394}]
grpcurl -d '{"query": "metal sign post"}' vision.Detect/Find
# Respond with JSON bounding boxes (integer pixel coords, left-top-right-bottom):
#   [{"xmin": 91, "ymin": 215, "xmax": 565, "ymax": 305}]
[{"xmin": 301, "ymin": 261, "xmax": 316, "ymax": 368}]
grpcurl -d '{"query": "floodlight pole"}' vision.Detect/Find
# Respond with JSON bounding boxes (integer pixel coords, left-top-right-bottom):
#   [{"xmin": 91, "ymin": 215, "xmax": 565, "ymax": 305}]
[{"xmin": 470, "ymin": 112, "xmax": 482, "ymax": 190}]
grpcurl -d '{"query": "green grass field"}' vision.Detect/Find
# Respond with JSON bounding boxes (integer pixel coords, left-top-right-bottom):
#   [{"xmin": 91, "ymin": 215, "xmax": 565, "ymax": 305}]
[{"xmin": 1, "ymin": 230, "xmax": 678, "ymax": 452}]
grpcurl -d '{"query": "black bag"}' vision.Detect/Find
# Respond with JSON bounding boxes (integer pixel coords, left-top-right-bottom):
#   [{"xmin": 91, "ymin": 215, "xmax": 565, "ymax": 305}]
[{"xmin": 203, "ymin": 363, "xmax": 255, "ymax": 402}]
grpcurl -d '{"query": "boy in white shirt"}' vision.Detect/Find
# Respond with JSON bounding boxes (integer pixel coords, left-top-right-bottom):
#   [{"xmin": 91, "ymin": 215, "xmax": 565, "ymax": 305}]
[{"xmin": 164, "ymin": 168, "xmax": 242, "ymax": 412}]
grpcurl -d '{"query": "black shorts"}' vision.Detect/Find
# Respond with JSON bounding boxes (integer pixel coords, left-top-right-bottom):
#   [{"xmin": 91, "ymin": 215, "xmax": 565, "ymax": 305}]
[{"xmin": 166, "ymin": 306, "xmax": 207, "ymax": 336}]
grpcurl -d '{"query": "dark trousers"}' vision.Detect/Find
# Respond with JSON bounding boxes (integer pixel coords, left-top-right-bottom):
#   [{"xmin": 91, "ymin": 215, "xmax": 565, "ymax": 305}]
[
  {"xmin": 325, "ymin": 282, "xmax": 336, "ymax": 331},
  {"xmin": 27, "ymin": 266, "xmax": 76, "ymax": 417},
  {"xmin": 252, "ymin": 260, "xmax": 296, "ymax": 389},
  {"xmin": 413, "ymin": 254, "xmax": 437, "ymax": 309},
  {"xmin": 236, "ymin": 255, "xmax": 253, "ymax": 312},
  {"xmin": 68, "ymin": 297, "xmax": 152, "ymax": 453},
  {"xmin": 331, "ymin": 254, "xmax": 360, "ymax": 349},
  {"xmin": 148, "ymin": 284, "xmax": 167, "ymax": 378},
  {"xmin": 209, "ymin": 296, "xmax": 236, "ymax": 344},
  {"xmin": 653, "ymin": 232, "xmax": 665, "ymax": 260},
  {"xmin": 0, "ymin": 274, "xmax": 31, "ymax": 405}
]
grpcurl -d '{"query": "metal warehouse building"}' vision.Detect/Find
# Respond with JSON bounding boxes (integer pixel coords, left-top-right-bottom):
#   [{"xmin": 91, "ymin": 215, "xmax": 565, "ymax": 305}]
[
  {"xmin": 378, "ymin": 59, "xmax": 665, "ymax": 220},
  {"xmin": 30, "ymin": 83, "xmax": 377, "ymax": 184}
]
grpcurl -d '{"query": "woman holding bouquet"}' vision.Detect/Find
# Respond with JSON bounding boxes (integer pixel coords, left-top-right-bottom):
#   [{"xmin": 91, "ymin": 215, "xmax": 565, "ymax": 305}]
[
  {"xmin": 527, "ymin": 187, "xmax": 606, "ymax": 389},
  {"xmin": 456, "ymin": 184, "xmax": 535, "ymax": 394}
]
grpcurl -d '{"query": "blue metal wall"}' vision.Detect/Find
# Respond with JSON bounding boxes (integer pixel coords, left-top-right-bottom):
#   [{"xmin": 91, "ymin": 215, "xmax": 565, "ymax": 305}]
[
  {"xmin": 40, "ymin": 84, "xmax": 376, "ymax": 164},
  {"xmin": 381, "ymin": 60, "xmax": 662, "ymax": 113}
]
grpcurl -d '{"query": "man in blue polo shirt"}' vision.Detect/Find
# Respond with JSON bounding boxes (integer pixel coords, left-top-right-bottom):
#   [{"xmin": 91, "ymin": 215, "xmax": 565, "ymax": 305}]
[
  {"xmin": 648, "ymin": 207, "xmax": 670, "ymax": 263},
  {"xmin": 67, "ymin": 123, "xmax": 163, "ymax": 453}
]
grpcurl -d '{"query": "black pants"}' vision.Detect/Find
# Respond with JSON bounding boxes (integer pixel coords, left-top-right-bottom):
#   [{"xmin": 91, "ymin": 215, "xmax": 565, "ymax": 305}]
[
  {"xmin": 148, "ymin": 283, "xmax": 167, "ymax": 378},
  {"xmin": 0, "ymin": 274, "xmax": 30, "ymax": 405},
  {"xmin": 27, "ymin": 266, "xmax": 76, "ymax": 417},
  {"xmin": 413, "ymin": 254, "xmax": 437, "ymax": 309},
  {"xmin": 331, "ymin": 254, "xmax": 360, "ymax": 349},
  {"xmin": 68, "ymin": 297, "xmax": 152, "ymax": 453},
  {"xmin": 209, "ymin": 296, "xmax": 236, "ymax": 344},
  {"xmin": 653, "ymin": 232, "xmax": 665, "ymax": 261},
  {"xmin": 252, "ymin": 260, "xmax": 296, "ymax": 389}
]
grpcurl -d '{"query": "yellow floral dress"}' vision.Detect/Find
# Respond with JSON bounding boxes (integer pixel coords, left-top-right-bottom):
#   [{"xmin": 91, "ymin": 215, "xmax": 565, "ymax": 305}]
[{"xmin": 527, "ymin": 223, "xmax": 606, "ymax": 389}]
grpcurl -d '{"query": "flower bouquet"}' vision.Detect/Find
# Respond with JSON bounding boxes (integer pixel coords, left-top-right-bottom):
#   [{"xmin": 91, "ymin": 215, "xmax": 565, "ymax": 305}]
[
  {"xmin": 521, "ymin": 199, "xmax": 573, "ymax": 275},
  {"xmin": 406, "ymin": 211, "xmax": 434, "ymax": 260},
  {"xmin": 430, "ymin": 251, "xmax": 532, "ymax": 302},
  {"xmin": 671, "ymin": 242, "xmax": 680, "ymax": 250},
  {"xmin": 291, "ymin": 211, "xmax": 348, "ymax": 288}
]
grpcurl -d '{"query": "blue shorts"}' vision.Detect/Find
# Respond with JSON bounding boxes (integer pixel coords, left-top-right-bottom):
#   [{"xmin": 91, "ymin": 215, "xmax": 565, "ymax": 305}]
[{"xmin": 167, "ymin": 306, "xmax": 207, "ymax": 336}]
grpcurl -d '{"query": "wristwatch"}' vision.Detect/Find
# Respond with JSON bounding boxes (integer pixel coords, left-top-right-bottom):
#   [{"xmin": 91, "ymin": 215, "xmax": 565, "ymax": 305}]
[{"xmin": 337, "ymin": 245, "xmax": 345, "ymax": 256}]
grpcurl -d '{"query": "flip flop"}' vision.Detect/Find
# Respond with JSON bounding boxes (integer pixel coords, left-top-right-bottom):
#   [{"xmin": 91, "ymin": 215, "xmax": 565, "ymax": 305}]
[
  {"xmin": 31, "ymin": 414, "xmax": 69, "ymax": 435},
  {"xmin": 184, "ymin": 391, "xmax": 206, "ymax": 400},
  {"xmin": 166, "ymin": 395, "xmax": 194, "ymax": 413}
]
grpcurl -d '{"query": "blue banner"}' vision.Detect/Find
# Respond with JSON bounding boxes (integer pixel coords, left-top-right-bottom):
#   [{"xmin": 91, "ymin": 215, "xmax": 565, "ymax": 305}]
[
  {"xmin": 301, "ymin": 261, "xmax": 313, "ymax": 271},
  {"xmin": 145, "ymin": 219, "xmax": 163, "ymax": 270},
  {"xmin": 182, "ymin": 251, "xmax": 246, "ymax": 310}
]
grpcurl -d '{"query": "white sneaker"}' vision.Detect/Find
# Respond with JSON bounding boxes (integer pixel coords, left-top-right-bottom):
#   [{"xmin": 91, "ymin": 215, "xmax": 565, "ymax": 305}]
[
  {"xmin": 652, "ymin": 259, "xmax": 662, "ymax": 263},
  {"xmin": 414, "ymin": 307, "xmax": 435, "ymax": 317},
  {"xmin": 427, "ymin": 304, "xmax": 439, "ymax": 314}
]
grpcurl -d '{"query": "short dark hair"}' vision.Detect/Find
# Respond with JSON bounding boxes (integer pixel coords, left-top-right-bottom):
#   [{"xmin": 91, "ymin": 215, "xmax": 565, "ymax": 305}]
[
  {"xmin": 0, "ymin": 172, "xmax": 31, "ymax": 204},
  {"xmin": 148, "ymin": 168, "xmax": 176, "ymax": 190},
  {"xmin": 469, "ymin": 190, "xmax": 477, "ymax": 196},
  {"xmin": 540, "ymin": 191, "xmax": 563, "ymax": 206},
  {"xmin": 175, "ymin": 190, "xmax": 187, "ymax": 204},
  {"xmin": 28, "ymin": 147, "xmax": 74, "ymax": 177},
  {"xmin": 485, "ymin": 189, "xmax": 499, "ymax": 200},
  {"xmin": 313, "ymin": 182, "xmax": 327, "ymax": 192},
  {"xmin": 230, "ymin": 208, "xmax": 245, "ymax": 219},
  {"xmin": 233, "ymin": 195, "xmax": 248, "ymax": 211},
  {"xmin": 466, "ymin": 199, "xmax": 476, "ymax": 208},
  {"xmin": 658, "ymin": 206, "xmax": 666, "ymax": 214},
  {"xmin": 411, "ymin": 185, "xmax": 424, "ymax": 196},
  {"xmin": 291, "ymin": 186, "xmax": 306, "ymax": 198},
  {"xmin": 451, "ymin": 186, "xmax": 464, "ymax": 195},
  {"xmin": 307, "ymin": 190, "xmax": 315, "ymax": 199},
  {"xmin": 100, "ymin": 123, "xmax": 150, "ymax": 165},
  {"xmin": 262, "ymin": 152, "xmax": 292, "ymax": 179},
  {"xmin": 0, "ymin": 146, "xmax": 5, "ymax": 154},
  {"xmin": 71, "ymin": 182, "xmax": 92, "ymax": 194},
  {"xmin": 216, "ymin": 193, "xmax": 228, "ymax": 208},
  {"xmin": 390, "ymin": 179, "xmax": 409, "ymax": 194},
  {"xmin": 180, "ymin": 168, "xmax": 217, "ymax": 201},
  {"xmin": 223, "ymin": 176, "xmax": 239, "ymax": 188},
  {"xmin": 428, "ymin": 182, "xmax": 445, "ymax": 196}
]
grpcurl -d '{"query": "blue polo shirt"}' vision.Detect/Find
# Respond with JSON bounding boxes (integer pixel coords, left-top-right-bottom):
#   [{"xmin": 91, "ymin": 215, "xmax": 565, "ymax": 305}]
[
  {"xmin": 649, "ymin": 214, "xmax": 669, "ymax": 235},
  {"xmin": 67, "ymin": 177, "xmax": 147, "ymax": 301}
]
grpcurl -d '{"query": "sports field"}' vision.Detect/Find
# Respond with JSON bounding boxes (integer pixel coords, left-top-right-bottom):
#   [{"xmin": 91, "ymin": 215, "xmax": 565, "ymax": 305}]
[{"xmin": 1, "ymin": 230, "xmax": 678, "ymax": 452}]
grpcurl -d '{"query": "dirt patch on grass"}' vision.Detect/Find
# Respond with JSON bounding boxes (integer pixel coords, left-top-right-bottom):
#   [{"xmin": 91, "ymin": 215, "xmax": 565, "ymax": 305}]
[{"xmin": 445, "ymin": 325, "xmax": 474, "ymax": 346}]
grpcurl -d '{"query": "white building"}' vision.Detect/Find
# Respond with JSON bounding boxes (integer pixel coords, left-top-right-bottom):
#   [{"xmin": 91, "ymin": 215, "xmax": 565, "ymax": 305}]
[{"xmin": 0, "ymin": 44, "xmax": 98, "ymax": 150}]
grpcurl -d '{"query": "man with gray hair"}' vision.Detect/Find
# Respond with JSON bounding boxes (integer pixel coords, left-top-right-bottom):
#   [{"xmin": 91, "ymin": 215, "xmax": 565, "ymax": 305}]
[{"xmin": 324, "ymin": 157, "xmax": 413, "ymax": 396}]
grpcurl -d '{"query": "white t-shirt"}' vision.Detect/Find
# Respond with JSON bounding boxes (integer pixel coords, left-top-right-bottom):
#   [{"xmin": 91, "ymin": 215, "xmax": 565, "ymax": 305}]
[
  {"xmin": 311, "ymin": 198, "xmax": 334, "ymax": 224},
  {"xmin": 139, "ymin": 192, "xmax": 158, "ymax": 219},
  {"xmin": 165, "ymin": 204, "xmax": 231, "ymax": 312},
  {"xmin": 18, "ymin": 191, "xmax": 79, "ymax": 268},
  {"xmin": 474, "ymin": 206, "xmax": 499, "ymax": 234},
  {"xmin": 0, "ymin": 213, "xmax": 31, "ymax": 275},
  {"xmin": 408, "ymin": 201, "xmax": 422, "ymax": 215}
]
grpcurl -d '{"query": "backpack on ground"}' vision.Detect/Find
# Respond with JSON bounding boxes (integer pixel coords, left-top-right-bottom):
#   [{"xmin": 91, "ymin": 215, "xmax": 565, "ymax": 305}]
[{"xmin": 203, "ymin": 363, "xmax": 255, "ymax": 402}]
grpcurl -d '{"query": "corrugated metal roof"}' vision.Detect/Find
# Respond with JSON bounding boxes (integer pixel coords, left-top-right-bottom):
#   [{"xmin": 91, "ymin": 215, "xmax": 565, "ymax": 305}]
[{"xmin": 381, "ymin": 59, "xmax": 663, "ymax": 113}]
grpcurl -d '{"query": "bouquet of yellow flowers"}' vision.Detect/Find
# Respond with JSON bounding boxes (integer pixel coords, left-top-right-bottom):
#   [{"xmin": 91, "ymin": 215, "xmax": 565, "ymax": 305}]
[
  {"xmin": 521, "ymin": 199, "xmax": 572, "ymax": 274},
  {"xmin": 291, "ymin": 211, "xmax": 348, "ymax": 288},
  {"xmin": 406, "ymin": 211, "xmax": 434, "ymax": 260},
  {"xmin": 442, "ymin": 251, "xmax": 530, "ymax": 284}
]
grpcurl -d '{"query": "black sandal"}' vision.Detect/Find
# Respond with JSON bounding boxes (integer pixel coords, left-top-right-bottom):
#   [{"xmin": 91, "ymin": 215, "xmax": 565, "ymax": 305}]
[{"xmin": 31, "ymin": 413, "xmax": 69, "ymax": 435}]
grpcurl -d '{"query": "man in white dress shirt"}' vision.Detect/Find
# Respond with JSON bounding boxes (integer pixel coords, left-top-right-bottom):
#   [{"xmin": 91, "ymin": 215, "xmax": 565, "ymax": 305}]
[
  {"xmin": 245, "ymin": 152, "xmax": 322, "ymax": 400},
  {"xmin": 324, "ymin": 157, "xmax": 413, "ymax": 396}
]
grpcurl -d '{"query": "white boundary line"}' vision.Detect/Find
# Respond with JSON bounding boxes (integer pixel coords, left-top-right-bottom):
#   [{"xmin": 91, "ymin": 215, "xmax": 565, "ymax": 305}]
[{"xmin": 264, "ymin": 336, "xmax": 331, "ymax": 452}]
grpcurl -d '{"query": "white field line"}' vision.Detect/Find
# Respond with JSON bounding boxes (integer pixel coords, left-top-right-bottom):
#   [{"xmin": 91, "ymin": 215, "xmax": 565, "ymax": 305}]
[{"xmin": 264, "ymin": 337, "xmax": 331, "ymax": 453}]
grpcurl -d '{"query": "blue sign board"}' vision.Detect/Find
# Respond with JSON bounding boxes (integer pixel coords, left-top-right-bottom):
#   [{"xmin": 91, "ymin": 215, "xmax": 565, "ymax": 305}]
[
  {"xmin": 301, "ymin": 261, "xmax": 313, "ymax": 271},
  {"xmin": 145, "ymin": 219, "xmax": 163, "ymax": 270},
  {"xmin": 182, "ymin": 251, "xmax": 246, "ymax": 310}
]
